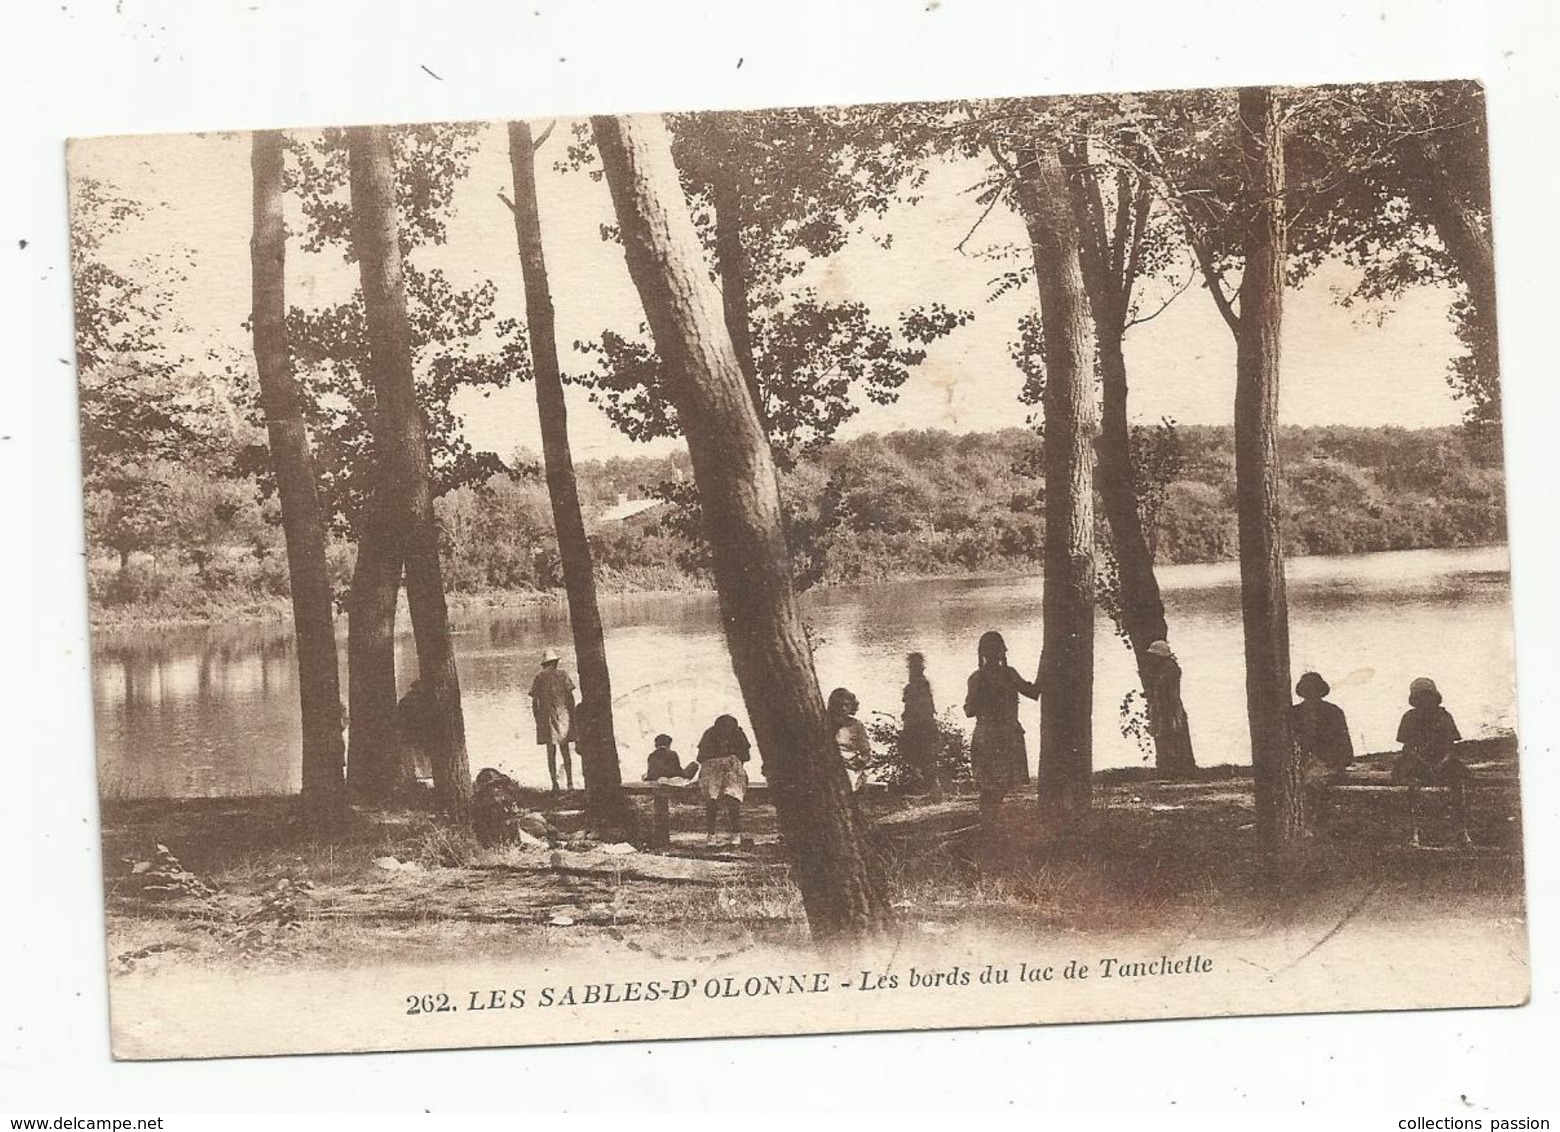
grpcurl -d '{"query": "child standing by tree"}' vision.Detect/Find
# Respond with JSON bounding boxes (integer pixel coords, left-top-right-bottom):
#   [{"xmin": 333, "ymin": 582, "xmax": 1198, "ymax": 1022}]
[
  {"xmin": 964, "ymin": 630, "xmax": 1039, "ymax": 821},
  {"xmin": 829, "ymin": 688, "xmax": 873, "ymax": 793}
]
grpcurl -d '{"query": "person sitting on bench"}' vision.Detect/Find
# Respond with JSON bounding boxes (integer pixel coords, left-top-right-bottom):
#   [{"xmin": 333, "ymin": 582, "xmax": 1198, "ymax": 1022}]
[
  {"xmin": 643, "ymin": 733, "xmax": 693, "ymax": 782},
  {"xmin": 1392, "ymin": 677, "xmax": 1472, "ymax": 846},
  {"xmin": 1290, "ymin": 671, "xmax": 1354, "ymax": 827},
  {"xmin": 1393, "ymin": 677, "xmax": 1466, "ymax": 784}
]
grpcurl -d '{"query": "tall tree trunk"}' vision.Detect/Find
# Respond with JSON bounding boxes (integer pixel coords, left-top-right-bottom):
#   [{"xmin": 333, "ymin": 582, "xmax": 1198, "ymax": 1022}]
[
  {"xmin": 250, "ymin": 129, "xmax": 346, "ymax": 829},
  {"xmin": 594, "ymin": 113, "xmax": 890, "ymax": 940},
  {"xmin": 1012, "ymin": 144, "xmax": 1099, "ymax": 817},
  {"xmin": 1067, "ymin": 167, "xmax": 1197, "ymax": 778},
  {"xmin": 1234, "ymin": 87, "xmax": 1302, "ymax": 849},
  {"xmin": 707, "ymin": 160, "xmax": 769, "ymax": 432},
  {"xmin": 506, "ymin": 120, "xmax": 631, "ymax": 837},
  {"xmin": 346, "ymin": 125, "xmax": 472, "ymax": 819},
  {"xmin": 345, "ymin": 507, "xmax": 409, "ymax": 800}
]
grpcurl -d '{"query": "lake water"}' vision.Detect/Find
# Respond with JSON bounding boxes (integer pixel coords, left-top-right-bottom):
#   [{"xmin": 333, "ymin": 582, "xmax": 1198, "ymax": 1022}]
[{"xmin": 90, "ymin": 546, "xmax": 1518, "ymax": 798}]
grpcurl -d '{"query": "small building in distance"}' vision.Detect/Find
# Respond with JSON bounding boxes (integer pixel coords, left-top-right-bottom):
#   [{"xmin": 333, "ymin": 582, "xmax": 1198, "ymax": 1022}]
[{"xmin": 598, "ymin": 491, "xmax": 665, "ymax": 524}]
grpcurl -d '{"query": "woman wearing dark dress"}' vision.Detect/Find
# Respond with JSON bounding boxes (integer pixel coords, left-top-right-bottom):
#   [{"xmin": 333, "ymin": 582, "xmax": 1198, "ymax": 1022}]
[{"xmin": 963, "ymin": 630, "xmax": 1039, "ymax": 818}]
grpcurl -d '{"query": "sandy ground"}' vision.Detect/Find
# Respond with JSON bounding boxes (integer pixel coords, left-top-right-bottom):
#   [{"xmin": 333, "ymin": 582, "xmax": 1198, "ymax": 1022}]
[{"xmin": 97, "ymin": 738, "xmax": 1527, "ymax": 1057}]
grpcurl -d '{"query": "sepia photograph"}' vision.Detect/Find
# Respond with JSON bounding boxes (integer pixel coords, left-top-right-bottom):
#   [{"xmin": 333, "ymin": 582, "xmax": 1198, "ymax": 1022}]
[{"xmin": 66, "ymin": 79, "xmax": 1526, "ymax": 1061}]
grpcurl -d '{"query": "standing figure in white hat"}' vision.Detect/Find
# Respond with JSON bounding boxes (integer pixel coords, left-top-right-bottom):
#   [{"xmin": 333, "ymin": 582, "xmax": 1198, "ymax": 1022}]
[{"xmin": 530, "ymin": 648, "xmax": 577, "ymax": 792}]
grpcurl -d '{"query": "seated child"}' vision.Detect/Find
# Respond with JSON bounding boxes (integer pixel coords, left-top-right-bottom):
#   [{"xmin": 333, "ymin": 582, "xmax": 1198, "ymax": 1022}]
[
  {"xmin": 1392, "ymin": 677, "xmax": 1467, "ymax": 785},
  {"xmin": 643, "ymin": 733, "xmax": 691, "ymax": 782},
  {"xmin": 1291, "ymin": 671, "xmax": 1354, "ymax": 830},
  {"xmin": 1392, "ymin": 677, "xmax": 1474, "ymax": 847}
]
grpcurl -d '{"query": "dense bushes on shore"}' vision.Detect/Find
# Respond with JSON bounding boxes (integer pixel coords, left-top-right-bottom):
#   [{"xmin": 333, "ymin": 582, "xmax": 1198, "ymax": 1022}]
[{"xmin": 85, "ymin": 423, "xmax": 1506, "ymax": 620}]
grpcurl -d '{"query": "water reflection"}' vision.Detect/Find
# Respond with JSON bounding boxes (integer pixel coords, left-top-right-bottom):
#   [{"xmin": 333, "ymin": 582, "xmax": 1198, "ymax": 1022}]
[{"xmin": 91, "ymin": 546, "xmax": 1517, "ymax": 798}]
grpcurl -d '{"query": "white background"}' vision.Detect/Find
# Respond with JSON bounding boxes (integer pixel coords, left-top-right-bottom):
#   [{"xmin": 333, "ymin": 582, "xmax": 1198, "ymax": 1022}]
[{"xmin": 1, "ymin": 0, "xmax": 1556, "ymax": 1114}]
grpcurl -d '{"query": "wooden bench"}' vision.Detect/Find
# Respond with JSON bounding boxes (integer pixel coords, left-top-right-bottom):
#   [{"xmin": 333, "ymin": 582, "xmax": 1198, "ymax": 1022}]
[
  {"xmin": 621, "ymin": 781, "xmax": 693, "ymax": 849},
  {"xmin": 621, "ymin": 780, "xmax": 773, "ymax": 848},
  {"xmin": 622, "ymin": 778, "xmax": 891, "ymax": 850},
  {"xmin": 1322, "ymin": 773, "xmax": 1517, "ymax": 847}
]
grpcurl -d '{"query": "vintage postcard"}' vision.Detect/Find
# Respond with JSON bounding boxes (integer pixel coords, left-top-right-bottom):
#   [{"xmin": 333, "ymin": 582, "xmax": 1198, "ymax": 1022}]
[{"xmin": 71, "ymin": 80, "xmax": 1525, "ymax": 1060}]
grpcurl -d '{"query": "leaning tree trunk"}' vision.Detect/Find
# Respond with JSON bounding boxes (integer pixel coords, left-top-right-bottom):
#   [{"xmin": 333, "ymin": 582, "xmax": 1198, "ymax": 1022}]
[
  {"xmin": 1096, "ymin": 331, "xmax": 1196, "ymax": 777},
  {"xmin": 594, "ymin": 112, "xmax": 890, "ymax": 940},
  {"xmin": 250, "ymin": 129, "xmax": 346, "ymax": 829},
  {"xmin": 1065, "ymin": 162, "xmax": 1197, "ymax": 780},
  {"xmin": 1013, "ymin": 144, "xmax": 1098, "ymax": 818},
  {"xmin": 1234, "ymin": 87, "xmax": 1302, "ymax": 850},
  {"xmin": 347, "ymin": 124, "xmax": 472, "ymax": 819},
  {"xmin": 1406, "ymin": 134, "xmax": 1500, "ymax": 420},
  {"xmin": 707, "ymin": 159, "xmax": 769, "ymax": 432},
  {"xmin": 506, "ymin": 120, "xmax": 631, "ymax": 837},
  {"xmin": 345, "ymin": 506, "xmax": 410, "ymax": 800}
]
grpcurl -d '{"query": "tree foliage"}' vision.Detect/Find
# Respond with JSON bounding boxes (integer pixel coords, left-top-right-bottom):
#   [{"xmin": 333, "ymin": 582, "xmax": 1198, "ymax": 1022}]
[
  {"xmin": 71, "ymin": 176, "xmax": 254, "ymax": 578},
  {"xmin": 1286, "ymin": 81, "xmax": 1497, "ymax": 422},
  {"xmin": 236, "ymin": 125, "xmax": 530, "ymax": 537},
  {"xmin": 567, "ymin": 108, "xmax": 972, "ymax": 459},
  {"xmin": 70, "ymin": 177, "xmax": 227, "ymax": 484},
  {"xmin": 1095, "ymin": 83, "xmax": 1498, "ymax": 422}
]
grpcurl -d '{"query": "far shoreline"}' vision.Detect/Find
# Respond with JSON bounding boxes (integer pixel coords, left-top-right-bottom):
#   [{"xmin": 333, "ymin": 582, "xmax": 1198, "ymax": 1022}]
[{"xmin": 87, "ymin": 541, "xmax": 1512, "ymax": 633}]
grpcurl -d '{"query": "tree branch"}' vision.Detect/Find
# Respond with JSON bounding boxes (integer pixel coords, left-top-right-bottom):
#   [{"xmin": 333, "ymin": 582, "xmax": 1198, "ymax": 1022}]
[
  {"xmin": 1074, "ymin": 146, "xmax": 1114, "ymax": 294},
  {"xmin": 954, "ymin": 188, "xmax": 1005, "ymax": 256},
  {"xmin": 1120, "ymin": 178, "xmax": 1153, "ymax": 310},
  {"xmin": 1186, "ymin": 221, "xmax": 1241, "ymax": 335},
  {"xmin": 1108, "ymin": 167, "xmax": 1132, "ymax": 300},
  {"xmin": 1124, "ymin": 254, "xmax": 1198, "ymax": 331},
  {"xmin": 1093, "ymin": 134, "xmax": 1241, "ymax": 335},
  {"xmin": 1062, "ymin": 142, "xmax": 1117, "ymax": 326}
]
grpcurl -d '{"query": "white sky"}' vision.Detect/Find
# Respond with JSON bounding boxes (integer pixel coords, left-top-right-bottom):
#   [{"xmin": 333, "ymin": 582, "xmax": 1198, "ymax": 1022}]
[{"xmin": 69, "ymin": 119, "xmax": 1468, "ymax": 463}]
